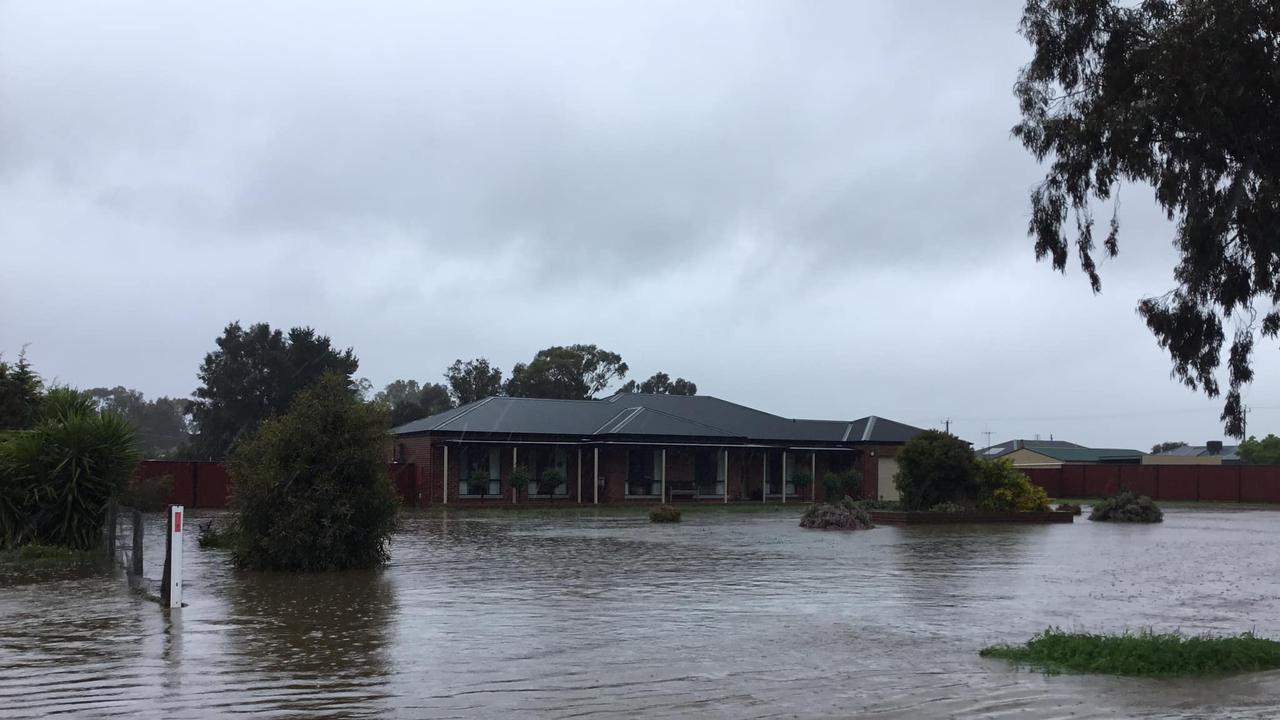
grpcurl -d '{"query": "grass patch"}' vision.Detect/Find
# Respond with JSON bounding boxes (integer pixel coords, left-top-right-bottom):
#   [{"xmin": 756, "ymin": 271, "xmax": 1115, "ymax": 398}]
[
  {"xmin": 980, "ymin": 628, "xmax": 1280, "ymax": 676},
  {"xmin": 648, "ymin": 504, "xmax": 682, "ymax": 523},
  {"xmin": 1, "ymin": 543, "xmax": 99, "ymax": 563}
]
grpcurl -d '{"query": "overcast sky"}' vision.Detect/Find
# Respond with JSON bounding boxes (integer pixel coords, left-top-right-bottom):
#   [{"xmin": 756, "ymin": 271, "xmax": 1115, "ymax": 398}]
[{"xmin": 3, "ymin": 0, "xmax": 1277, "ymax": 450}]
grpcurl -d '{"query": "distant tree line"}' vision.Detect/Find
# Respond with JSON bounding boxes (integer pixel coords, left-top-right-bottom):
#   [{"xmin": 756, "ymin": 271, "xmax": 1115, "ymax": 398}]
[{"xmin": 3, "ymin": 323, "xmax": 701, "ymax": 461}]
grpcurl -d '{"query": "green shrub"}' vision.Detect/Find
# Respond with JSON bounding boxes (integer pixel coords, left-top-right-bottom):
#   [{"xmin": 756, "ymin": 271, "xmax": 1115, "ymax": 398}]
[
  {"xmin": 539, "ymin": 467, "xmax": 565, "ymax": 498},
  {"xmin": 975, "ymin": 458, "xmax": 1050, "ymax": 512},
  {"xmin": 649, "ymin": 504, "xmax": 681, "ymax": 523},
  {"xmin": 852, "ymin": 498, "xmax": 900, "ymax": 511},
  {"xmin": 197, "ymin": 518, "xmax": 237, "ymax": 550},
  {"xmin": 0, "ymin": 388, "xmax": 140, "ymax": 550},
  {"xmin": 230, "ymin": 373, "xmax": 399, "ymax": 571},
  {"xmin": 981, "ymin": 628, "xmax": 1280, "ymax": 676},
  {"xmin": 894, "ymin": 430, "xmax": 977, "ymax": 510},
  {"xmin": 509, "ymin": 465, "xmax": 531, "ymax": 502},
  {"xmin": 1089, "ymin": 488, "xmax": 1163, "ymax": 523},
  {"xmin": 822, "ymin": 469, "xmax": 861, "ymax": 501},
  {"xmin": 929, "ymin": 501, "xmax": 965, "ymax": 513},
  {"xmin": 790, "ymin": 470, "xmax": 813, "ymax": 492},
  {"xmin": 800, "ymin": 499, "xmax": 873, "ymax": 530},
  {"xmin": 119, "ymin": 474, "xmax": 174, "ymax": 512}
]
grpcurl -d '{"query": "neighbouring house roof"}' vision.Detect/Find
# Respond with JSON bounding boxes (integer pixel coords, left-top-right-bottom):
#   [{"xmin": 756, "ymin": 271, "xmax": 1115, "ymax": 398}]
[
  {"xmin": 1155, "ymin": 444, "xmax": 1240, "ymax": 461},
  {"xmin": 978, "ymin": 439, "xmax": 1085, "ymax": 458},
  {"xmin": 391, "ymin": 394, "xmax": 927, "ymax": 445},
  {"xmin": 978, "ymin": 439, "xmax": 1142, "ymax": 463},
  {"xmin": 1028, "ymin": 446, "xmax": 1144, "ymax": 463}
]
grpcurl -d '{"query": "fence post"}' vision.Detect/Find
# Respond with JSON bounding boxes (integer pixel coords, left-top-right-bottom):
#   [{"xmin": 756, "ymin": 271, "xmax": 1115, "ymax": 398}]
[
  {"xmin": 105, "ymin": 501, "xmax": 117, "ymax": 561},
  {"xmin": 131, "ymin": 508, "xmax": 144, "ymax": 577},
  {"xmin": 160, "ymin": 505, "xmax": 184, "ymax": 608}
]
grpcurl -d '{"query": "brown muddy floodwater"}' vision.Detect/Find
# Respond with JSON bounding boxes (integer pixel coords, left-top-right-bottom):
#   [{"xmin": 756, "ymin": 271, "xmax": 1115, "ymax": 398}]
[{"xmin": 3, "ymin": 506, "xmax": 1280, "ymax": 719}]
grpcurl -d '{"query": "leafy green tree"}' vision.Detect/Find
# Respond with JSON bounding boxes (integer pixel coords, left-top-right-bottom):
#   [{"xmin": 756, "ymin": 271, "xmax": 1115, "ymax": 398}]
[
  {"xmin": 187, "ymin": 322, "xmax": 359, "ymax": 459},
  {"xmin": 0, "ymin": 351, "xmax": 43, "ymax": 431},
  {"xmin": 1150, "ymin": 441, "xmax": 1188, "ymax": 455},
  {"xmin": 229, "ymin": 373, "xmax": 398, "ymax": 571},
  {"xmin": 86, "ymin": 386, "xmax": 192, "ymax": 458},
  {"xmin": 0, "ymin": 387, "xmax": 140, "ymax": 549},
  {"xmin": 1237, "ymin": 434, "xmax": 1280, "ymax": 464},
  {"xmin": 894, "ymin": 430, "xmax": 977, "ymax": 511},
  {"xmin": 1014, "ymin": 0, "xmax": 1280, "ymax": 437},
  {"xmin": 373, "ymin": 379, "xmax": 453, "ymax": 427},
  {"xmin": 618, "ymin": 371, "xmax": 697, "ymax": 395},
  {"xmin": 505, "ymin": 344, "xmax": 628, "ymax": 399},
  {"xmin": 444, "ymin": 358, "xmax": 504, "ymax": 405}
]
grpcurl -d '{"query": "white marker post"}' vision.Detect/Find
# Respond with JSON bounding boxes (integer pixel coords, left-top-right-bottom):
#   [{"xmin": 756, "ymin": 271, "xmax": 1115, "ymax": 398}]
[{"xmin": 161, "ymin": 505, "xmax": 184, "ymax": 608}]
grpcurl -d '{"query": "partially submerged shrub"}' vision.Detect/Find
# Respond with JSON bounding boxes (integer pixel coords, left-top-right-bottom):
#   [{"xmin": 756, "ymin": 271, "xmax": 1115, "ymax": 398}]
[
  {"xmin": 799, "ymin": 499, "xmax": 874, "ymax": 530},
  {"xmin": 894, "ymin": 430, "xmax": 977, "ymax": 510},
  {"xmin": 119, "ymin": 474, "xmax": 174, "ymax": 512},
  {"xmin": 197, "ymin": 518, "xmax": 237, "ymax": 550},
  {"xmin": 929, "ymin": 501, "xmax": 965, "ymax": 513},
  {"xmin": 649, "ymin": 504, "xmax": 681, "ymax": 523},
  {"xmin": 975, "ymin": 458, "xmax": 1050, "ymax": 512},
  {"xmin": 1056, "ymin": 503, "xmax": 1082, "ymax": 515},
  {"xmin": 230, "ymin": 373, "xmax": 399, "ymax": 571},
  {"xmin": 981, "ymin": 628, "xmax": 1280, "ymax": 676},
  {"xmin": 539, "ymin": 467, "xmax": 565, "ymax": 498},
  {"xmin": 1089, "ymin": 489, "xmax": 1163, "ymax": 523}
]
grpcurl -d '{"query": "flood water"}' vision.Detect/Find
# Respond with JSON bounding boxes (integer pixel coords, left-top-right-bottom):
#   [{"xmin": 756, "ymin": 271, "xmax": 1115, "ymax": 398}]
[{"xmin": 3, "ymin": 506, "xmax": 1280, "ymax": 719}]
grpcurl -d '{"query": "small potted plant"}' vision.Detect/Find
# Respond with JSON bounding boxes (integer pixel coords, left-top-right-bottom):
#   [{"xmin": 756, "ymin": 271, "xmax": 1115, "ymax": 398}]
[{"xmin": 470, "ymin": 472, "xmax": 488, "ymax": 497}]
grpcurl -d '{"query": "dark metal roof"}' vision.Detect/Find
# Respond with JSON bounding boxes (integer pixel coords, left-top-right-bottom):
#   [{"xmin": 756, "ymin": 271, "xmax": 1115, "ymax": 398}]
[{"xmin": 392, "ymin": 394, "xmax": 926, "ymax": 445}]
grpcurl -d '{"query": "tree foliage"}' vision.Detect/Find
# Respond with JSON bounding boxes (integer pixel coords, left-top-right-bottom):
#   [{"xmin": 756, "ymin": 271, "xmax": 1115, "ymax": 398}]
[
  {"xmin": 1150, "ymin": 441, "xmax": 1188, "ymax": 455},
  {"xmin": 505, "ymin": 344, "xmax": 628, "ymax": 400},
  {"xmin": 229, "ymin": 373, "xmax": 398, "ymax": 571},
  {"xmin": 618, "ymin": 371, "xmax": 697, "ymax": 396},
  {"xmin": 373, "ymin": 379, "xmax": 453, "ymax": 427},
  {"xmin": 975, "ymin": 458, "xmax": 1050, "ymax": 512},
  {"xmin": 1237, "ymin": 434, "xmax": 1280, "ymax": 464},
  {"xmin": 0, "ymin": 351, "xmax": 43, "ymax": 431},
  {"xmin": 893, "ymin": 430, "xmax": 977, "ymax": 510},
  {"xmin": 1014, "ymin": 0, "xmax": 1280, "ymax": 437},
  {"xmin": 86, "ymin": 386, "xmax": 191, "ymax": 458},
  {"xmin": 0, "ymin": 387, "xmax": 140, "ymax": 550},
  {"xmin": 444, "ymin": 358, "xmax": 504, "ymax": 406},
  {"xmin": 188, "ymin": 322, "xmax": 359, "ymax": 459}
]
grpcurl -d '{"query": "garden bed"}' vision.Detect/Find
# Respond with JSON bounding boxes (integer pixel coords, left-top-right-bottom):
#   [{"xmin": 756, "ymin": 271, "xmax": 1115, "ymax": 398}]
[{"xmin": 870, "ymin": 510, "xmax": 1075, "ymax": 525}]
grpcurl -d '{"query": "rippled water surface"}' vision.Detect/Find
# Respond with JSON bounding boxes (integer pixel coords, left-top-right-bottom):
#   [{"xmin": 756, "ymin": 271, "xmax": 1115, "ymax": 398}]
[{"xmin": 4, "ymin": 506, "xmax": 1280, "ymax": 718}]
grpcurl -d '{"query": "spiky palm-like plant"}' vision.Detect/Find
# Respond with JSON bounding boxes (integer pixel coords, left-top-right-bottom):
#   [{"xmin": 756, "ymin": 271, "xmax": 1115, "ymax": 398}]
[{"xmin": 0, "ymin": 388, "xmax": 140, "ymax": 549}]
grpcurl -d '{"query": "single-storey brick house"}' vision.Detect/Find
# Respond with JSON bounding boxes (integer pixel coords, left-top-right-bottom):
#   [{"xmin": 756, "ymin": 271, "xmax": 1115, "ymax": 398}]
[{"xmin": 391, "ymin": 393, "xmax": 926, "ymax": 505}]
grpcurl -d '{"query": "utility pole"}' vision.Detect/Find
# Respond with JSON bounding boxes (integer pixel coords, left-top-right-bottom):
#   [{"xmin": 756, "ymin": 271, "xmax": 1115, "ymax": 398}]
[
  {"xmin": 942, "ymin": 418, "xmax": 951, "ymax": 434},
  {"xmin": 982, "ymin": 430, "xmax": 995, "ymax": 450}
]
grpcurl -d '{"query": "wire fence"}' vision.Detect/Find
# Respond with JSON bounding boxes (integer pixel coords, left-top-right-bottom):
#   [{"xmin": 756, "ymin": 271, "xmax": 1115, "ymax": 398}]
[{"xmin": 102, "ymin": 502, "xmax": 163, "ymax": 602}]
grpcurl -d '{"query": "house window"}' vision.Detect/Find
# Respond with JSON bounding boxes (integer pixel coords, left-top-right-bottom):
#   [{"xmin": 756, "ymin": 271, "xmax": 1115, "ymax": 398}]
[
  {"xmin": 766, "ymin": 452, "xmax": 783, "ymax": 496},
  {"xmin": 694, "ymin": 449, "xmax": 722, "ymax": 496},
  {"xmin": 782, "ymin": 454, "xmax": 798, "ymax": 496},
  {"xmin": 627, "ymin": 449, "xmax": 661, "ymax": 497},
  {"xmin": 460, "ymin": 446, "xmax": 500, "ymax": 496},
  {"xmin": 531, "ymin": 447, "xmax": 569, "ymax": 496}
]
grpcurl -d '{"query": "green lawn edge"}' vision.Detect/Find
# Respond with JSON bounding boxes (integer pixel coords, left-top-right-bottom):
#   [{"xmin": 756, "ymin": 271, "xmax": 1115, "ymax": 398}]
[{"xmin": 981, "ymin": 628, "xmax": 1280, "ymax": 677}]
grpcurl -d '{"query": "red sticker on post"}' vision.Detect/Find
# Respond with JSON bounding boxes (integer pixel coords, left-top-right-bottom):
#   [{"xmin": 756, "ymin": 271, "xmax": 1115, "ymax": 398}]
[{"xmin": 174, "ymin": 509, "xmax": 182, "ymax": 533}]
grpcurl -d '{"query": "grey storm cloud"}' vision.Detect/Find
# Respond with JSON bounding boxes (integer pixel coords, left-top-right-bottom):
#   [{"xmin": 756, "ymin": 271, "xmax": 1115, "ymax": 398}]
[{"xmin": 3, "ymin": 0, "xmax": 1277, "ymax": 449}]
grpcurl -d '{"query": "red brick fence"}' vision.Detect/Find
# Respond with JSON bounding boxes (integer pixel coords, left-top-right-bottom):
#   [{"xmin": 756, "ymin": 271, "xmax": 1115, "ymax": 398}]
[
  {"xmin": 138, "ymin": 460, "xmax": 1280, "ymax": 509},
  {"xmin": 136, "ymin": 461, "xmax": 422, "ymax": 509},
  {"xmin": 1022, "ymin": 464, "xmax": 1280, "ymax": 503}
]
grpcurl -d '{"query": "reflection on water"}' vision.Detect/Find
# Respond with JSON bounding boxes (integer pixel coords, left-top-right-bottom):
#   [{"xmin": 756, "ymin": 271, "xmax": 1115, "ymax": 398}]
[{"xmin": 3, "ymin": 507, "xmax": 1280, "ymax": 718}]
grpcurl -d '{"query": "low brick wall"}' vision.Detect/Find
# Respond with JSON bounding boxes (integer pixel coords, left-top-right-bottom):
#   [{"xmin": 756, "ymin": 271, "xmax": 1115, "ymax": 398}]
[{"xmin": 871, "ymin": 510, "xmax": 1075, "ymax": 526}]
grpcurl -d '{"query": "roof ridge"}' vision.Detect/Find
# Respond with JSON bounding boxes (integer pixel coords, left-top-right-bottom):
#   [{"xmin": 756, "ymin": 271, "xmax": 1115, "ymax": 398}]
[
  {"xmin": 433, "ymin": 397, "xmax": 494, "ymax": 430},
  {"xmin": 603, "ymin": 404, "xmax": 742, "ymax": 437}
]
